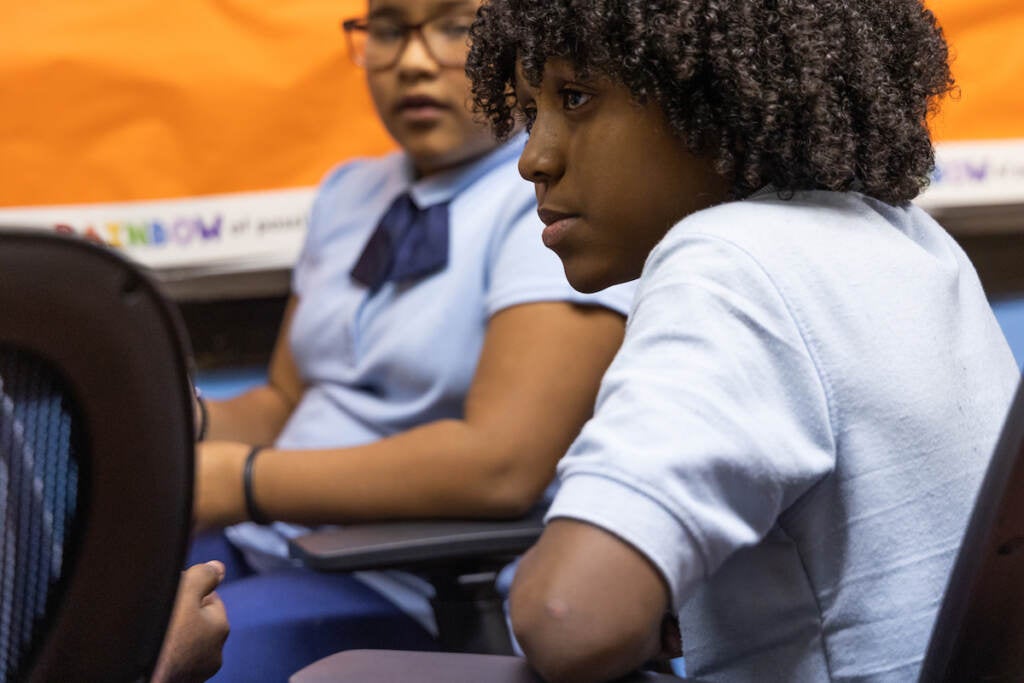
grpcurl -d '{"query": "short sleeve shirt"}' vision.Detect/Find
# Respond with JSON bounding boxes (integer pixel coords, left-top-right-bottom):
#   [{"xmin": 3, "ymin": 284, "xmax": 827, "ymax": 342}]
[{"xmin": 547, "ymin": 190, "xmax": 1018, "ymax": 681}]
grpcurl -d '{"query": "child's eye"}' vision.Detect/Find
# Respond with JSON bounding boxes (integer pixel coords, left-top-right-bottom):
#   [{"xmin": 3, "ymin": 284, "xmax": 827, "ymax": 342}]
[
  {"xmin": 366, "ymin": 19, "xmax": 405, "ymax": 42},
  {"xmin": 561, "ymin": 89, "xmax": 592, "ymax": 111},
  {"xmin": 432, "ymin": 18, "xmax": 473, "ymax": 40}
]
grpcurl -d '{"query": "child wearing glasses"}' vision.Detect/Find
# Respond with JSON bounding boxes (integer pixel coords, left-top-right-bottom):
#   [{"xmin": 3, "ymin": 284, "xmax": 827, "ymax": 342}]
[
  {"xmin": 188, "ymin": 0, "xmax": 633, "ymax": 679},
  {"xmin": 465, "ymin": 0, "xmax": 1018, "ymax": 680}
]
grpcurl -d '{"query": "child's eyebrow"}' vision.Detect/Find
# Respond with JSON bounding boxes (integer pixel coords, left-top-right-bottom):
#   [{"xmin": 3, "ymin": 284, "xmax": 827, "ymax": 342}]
[
  {"xmin": 367, "ymin": 7, "xmax": 402, "ymax": 20},
  {"xmin": 435, "ymin": 0, "xmax": 479, "ymax": 13}
]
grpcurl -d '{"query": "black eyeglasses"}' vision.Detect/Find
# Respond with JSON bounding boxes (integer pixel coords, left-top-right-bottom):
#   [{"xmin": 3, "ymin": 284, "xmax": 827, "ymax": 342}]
[{"xmin": 341, "ymin": 13, "xmax": 475, "ymax": 71}]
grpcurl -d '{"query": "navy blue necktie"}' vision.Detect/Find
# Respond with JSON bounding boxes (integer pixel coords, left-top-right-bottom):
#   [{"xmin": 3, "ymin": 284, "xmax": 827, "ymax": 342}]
[{"xmin": 350, "ymin": 192, "xmax": 450, "ymax": 291}]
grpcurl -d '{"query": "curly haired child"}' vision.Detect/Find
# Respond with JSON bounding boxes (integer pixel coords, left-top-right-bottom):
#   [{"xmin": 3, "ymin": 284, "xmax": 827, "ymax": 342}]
[{"xmin": 466, "ymin": 1, "xmax": 1019, "ymax": 680}]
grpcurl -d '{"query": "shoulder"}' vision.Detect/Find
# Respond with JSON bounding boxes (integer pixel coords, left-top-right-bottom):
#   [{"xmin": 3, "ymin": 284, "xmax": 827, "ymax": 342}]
[
  {"xmin": 645, "ymin": 191, "xmax": 941, "ymax": 284},
  {"xmin": 315, "ymin": 152, "xmax": 406, "ymax": 205},
  {"xmin": 305, "ymin": 152, "xmax": 408, "ymax": 244},
  {"xmin": 656, "ymin": 192, "xmax": 859, "ymax": 251},
  {"xmin": 639, "ymin": 199, "xmax": 778, "ymax": 294}
]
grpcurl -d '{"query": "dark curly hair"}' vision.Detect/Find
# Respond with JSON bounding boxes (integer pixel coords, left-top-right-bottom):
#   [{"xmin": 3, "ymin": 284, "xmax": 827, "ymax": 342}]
[{"xmin": 466, "ymin": 0, "xmax": 955, "ymax": 204}]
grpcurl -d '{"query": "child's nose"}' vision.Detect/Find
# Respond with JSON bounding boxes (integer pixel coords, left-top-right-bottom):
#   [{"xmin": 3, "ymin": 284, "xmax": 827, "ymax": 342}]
[
  {"xmin": 395, "ymin": 29, "xmax": 442, "ymax": 76},
  {"xmin": 518, "ymin": 123, "xmax": 563, "ymax": 185}
]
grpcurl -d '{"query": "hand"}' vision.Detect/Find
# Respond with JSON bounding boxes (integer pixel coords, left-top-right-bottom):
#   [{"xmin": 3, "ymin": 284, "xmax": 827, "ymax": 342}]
[
  {"xmin": 152, "ymin": 561, "xmax": 230, "ymax": 683},
  {"xmin": 194, "ymin": 441, "xmax": 250, "ymax": 531}
]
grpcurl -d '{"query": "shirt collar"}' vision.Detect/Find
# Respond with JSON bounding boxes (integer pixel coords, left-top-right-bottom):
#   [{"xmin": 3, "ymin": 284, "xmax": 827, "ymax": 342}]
[{"xmin": 402, "ymin": 132, "xmax": 527, "ymax": 208}]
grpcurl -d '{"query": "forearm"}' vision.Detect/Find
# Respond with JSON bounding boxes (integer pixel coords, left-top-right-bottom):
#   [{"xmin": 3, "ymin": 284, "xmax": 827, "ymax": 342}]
[
  {"xmin": 510, "ymin": 520, "xmax": 670, "ymax": 683},
  {"xmin": 251, "ymin": 417, "xmax": 558, "ymax": 524},
  {"xmin": 195, "ymin": 302, "xmax": 625, "ymax": 529},
  {"xmin": 205, "ymin": 385, "xmax": 293, "ymax": 445}
]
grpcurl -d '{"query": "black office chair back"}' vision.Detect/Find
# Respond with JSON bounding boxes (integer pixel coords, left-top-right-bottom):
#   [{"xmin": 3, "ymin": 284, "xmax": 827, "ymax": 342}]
[
  {"xmin": 919, "ymin": 375, "xmax": 1024, "ymax": 682},
  {"xmin": 0, "ymin": 346, "xmax": 85, "ymax": 682},
  {"xmin": 0, "ymin": 228, "xmax": 195, "ymax": 682}
]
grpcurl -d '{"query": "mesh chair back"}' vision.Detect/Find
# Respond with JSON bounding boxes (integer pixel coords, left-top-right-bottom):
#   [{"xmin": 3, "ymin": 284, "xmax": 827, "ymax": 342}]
[
  {"xmin": 0, "ymin": 348, "xmax": 82, "ymax": 682},
  {"xmin": 0, "ymin": 228, "xmax": 195, "ymax": 682},
  {"xmin": 919, "ymin": 376, "xmax": 1024, "ymax": 681}
]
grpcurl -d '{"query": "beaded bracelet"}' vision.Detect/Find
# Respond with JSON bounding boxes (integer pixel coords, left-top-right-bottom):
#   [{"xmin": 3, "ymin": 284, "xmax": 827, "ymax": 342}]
[{"xmin": 243, "ymin": 445, "xmax": 271, "ymax": 525}]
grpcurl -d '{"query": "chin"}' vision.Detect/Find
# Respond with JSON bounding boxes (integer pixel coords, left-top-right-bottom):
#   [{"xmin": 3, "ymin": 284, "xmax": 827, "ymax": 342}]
[
  {"xmin": 401, "ymin": 138, "xmax": 454, "ymax": 168},
  {"xmin": 406, "ymin": 136, "xmax": 500, "ymax": 177},
  {"xmin": 562, "ymin": 261, "xmax": 623, "ymax": 294}
]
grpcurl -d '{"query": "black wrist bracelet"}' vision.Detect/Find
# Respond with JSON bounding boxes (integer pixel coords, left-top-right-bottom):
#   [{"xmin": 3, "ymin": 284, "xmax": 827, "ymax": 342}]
[
  {"xmin": 243, "ymin": 446, "xmax": 271, "ymax": 525},
  {"xmin": 194, "ymin": 387, "xmax": 209, "ymax": 442}
]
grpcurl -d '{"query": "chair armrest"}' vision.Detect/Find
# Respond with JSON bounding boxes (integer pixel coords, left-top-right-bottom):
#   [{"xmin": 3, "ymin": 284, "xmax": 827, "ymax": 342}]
[
  {"xmin": 289, "ymin": 650, "xmax": 688, "ymax": 683},
  {"xmin": 288, "ymin": 508, "xmax": 546, "ymax": 572}
]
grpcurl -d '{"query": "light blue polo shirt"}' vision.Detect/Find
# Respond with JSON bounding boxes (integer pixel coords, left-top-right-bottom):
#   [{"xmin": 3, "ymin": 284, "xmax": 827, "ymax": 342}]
[
  {"xmin": 226, "ymin": 136, "xmax": 634, "ymax": 628},
  {"xmin": 547, "ymin": 190, "xmax": 1018, "ymax": 681}
]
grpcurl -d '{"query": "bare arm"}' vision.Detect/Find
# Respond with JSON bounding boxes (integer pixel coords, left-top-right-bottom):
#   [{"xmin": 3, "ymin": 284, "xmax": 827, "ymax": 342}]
[
  {"xmin": 195, "ymin": 301, "xmax": 625, "ymax": 527},
  {"xmin": 152, "ymin": 562, "xmax": 230, "ymax": 683},
  {"xmin": 510, "ymin": 519, "xmax": 671, "ymax": 683},
  {"xmin": 202, "ymin": 297, "xmax": 305, "ymax": 446}
]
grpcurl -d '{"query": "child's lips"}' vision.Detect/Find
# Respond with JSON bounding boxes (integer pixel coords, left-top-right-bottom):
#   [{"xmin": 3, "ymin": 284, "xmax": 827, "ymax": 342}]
[
  {"xmin": 537, "ymin": 207, "xmax": 580, "ymax": 249},
  {"xmin": 395, "ymin": 95, "xmax": 450, "ymax": 122}
]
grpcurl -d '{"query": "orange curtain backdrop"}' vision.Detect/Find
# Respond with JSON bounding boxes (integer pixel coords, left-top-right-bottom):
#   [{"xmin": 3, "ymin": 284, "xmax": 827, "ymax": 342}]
[
  {"xmin": 929, "ymin": 0, "xmax": 1024, "ymax": 142},
  {"xmin": 0, "ymin": 1, "xmax": 1021, "ymax": 209},
  {"xmin": 0, "ymin": 1, "xmax": 394, "ymax": 207}
]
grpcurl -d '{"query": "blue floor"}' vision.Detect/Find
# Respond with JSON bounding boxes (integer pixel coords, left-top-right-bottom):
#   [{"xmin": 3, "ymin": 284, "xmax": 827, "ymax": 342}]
[
  {"xmin": 992, "ymin": 298, "xmax": 1024, "ymax": 368},
  {"xmin": 195, "ymin": 365, "xmax": 266, "ymax": 400}
]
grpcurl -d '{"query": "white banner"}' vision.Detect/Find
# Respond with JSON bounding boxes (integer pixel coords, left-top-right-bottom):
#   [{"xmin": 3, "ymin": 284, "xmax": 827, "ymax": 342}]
[
  {"xmin": 919, "ymin": 139, "xmax": 1024, "ymax": 210},
  {"xmin": 0, "ymin": 187, "xmax": 315, "ymax": 276}
]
